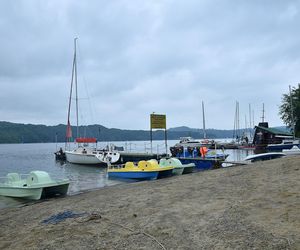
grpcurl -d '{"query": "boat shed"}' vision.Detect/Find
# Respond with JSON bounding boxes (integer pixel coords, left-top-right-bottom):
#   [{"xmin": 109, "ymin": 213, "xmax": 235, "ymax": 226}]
[{"xmin": 252, "ymin": 122, "xmax": 292, "ymax": 148}]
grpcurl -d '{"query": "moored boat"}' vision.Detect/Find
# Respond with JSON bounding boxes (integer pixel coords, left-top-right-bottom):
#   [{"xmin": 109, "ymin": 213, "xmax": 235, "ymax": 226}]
[
  {"xmin": 107, "ymin": 159, "xmax": 174, "ymax": 180},
  {"xmin": 107, "ymin": 161, "xmax": 159, "ymax": 180},
  {"xmin": 173, "ymin": 137, "xmax": 215, "ymax": 148},
  {"xmin": 244, "ymin": 152, "xmax": 286, "ymax": 162},
  {"xmin": 65, "ymin": 139, "xmax": 120, "ymax": 165},
  {"xmin": 170, "ymin": 145, "xmax": 228, "ymax": 160},
  {"xmin": 55, "ymin": 147, "xmax": 66, "ymax": 161},
  {"xmin": 147, "ymin": 159, "xmax": 174, "ymax": 178},
  {"xmin": 160, "ymin": 158, "xmax": 184, "ymax": 175},
  {"xmin": 62, "ymin": 39, "xmax": 121, "ymax": 166},
  {"xmin": 182, "ymin": 163, "xmax": 195, "ymax": 174},
  {"xmin": 170, "ymin": 145, "xmax": 228, "ymax": 170},
  {"xmin": 159, "ymin": 158, "xmax": 195, "ymax": 175},
  {"xmin": 0, "ymin": 171, "xmax": 70, "ymax": 200},
  {"xmin": 177, "ymin": 157, "xmax": 224, "ymax": 170}
]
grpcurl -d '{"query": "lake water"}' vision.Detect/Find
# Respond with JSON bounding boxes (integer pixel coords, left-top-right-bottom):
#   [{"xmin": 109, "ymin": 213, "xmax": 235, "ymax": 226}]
[{"xmin": 0, "ymin": 139, "xmax": 253, "ymax": 209}]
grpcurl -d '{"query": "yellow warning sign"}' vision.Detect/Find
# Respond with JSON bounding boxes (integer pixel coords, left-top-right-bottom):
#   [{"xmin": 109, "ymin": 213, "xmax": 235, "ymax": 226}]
[{"xmin": 150, "ymin": 114, "xmax": 166, "ymax": 129}]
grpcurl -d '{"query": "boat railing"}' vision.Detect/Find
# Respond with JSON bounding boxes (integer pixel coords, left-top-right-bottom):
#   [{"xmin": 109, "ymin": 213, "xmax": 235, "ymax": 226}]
[
  {"xmin": 100, "ymin": 141, "xmax": 170, "ymax": 155},
  {"xmin": 155, "ymin": 142, "xmax": 170, "ymax": 155},
  {"xmin": 112, "ymin": 142, "xmax": 166, "ymax": 154},
  {"xmin": 123, "ymin": 142, "xmax": 152, "ymax": 153}
]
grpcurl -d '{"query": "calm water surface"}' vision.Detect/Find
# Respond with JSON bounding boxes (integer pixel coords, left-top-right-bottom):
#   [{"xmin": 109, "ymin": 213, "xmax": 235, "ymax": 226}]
[{"xmin": 0, "ymin": 139, "xmax": 253, "ymax": 209}]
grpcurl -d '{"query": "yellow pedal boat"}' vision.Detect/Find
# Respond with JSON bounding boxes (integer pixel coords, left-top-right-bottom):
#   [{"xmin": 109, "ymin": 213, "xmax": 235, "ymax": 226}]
[{"xmin": 107, "ymin": 160, "xmax": 173, "ymax": 180}]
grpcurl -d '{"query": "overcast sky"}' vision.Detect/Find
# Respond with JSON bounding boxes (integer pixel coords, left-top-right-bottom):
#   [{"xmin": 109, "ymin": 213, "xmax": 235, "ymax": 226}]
[{"xmin": 0, "ymin": 1, "xmax": 299, "ymax": 130}]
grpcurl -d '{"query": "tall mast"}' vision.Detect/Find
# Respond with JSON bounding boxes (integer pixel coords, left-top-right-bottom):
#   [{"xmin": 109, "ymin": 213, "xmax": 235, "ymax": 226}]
[
  {"xmin": 202, "ymin": 101, "xmax": 206, "ymax": 139},
  {"xmin": 249, "ymin": 104, "xmax": 252, "ymax": 129},
  {"xmin": 65, "ymin": 38, "xmax": 78, "ymax": 147},
  {"xmin": 74, "ymin": 38, "xmax": 79, "ymax": 138},
  {"xmin": 249, "ymin": 103, "xmax": 252, "ymax": 140},
  {"xmin": 234, "ymin": 101, "xmax": 240, "ymax": 141},
  {"xmin": 261, "ymin": 103, "xmax": 265, "ymax": 122},
  {"xmin": 237, "ymin": 101, "xmax": 240, "ymax": 139},
  {"xmin": 244, "ymin": 115, "xmax": 247, "ymax": 134},
  {"xmin": 233, "ymin": 101, "xmax": 236, "ymax": 140}
]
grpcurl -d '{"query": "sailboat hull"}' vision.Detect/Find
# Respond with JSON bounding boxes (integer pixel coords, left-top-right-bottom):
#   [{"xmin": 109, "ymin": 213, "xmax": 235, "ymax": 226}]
[
  {"xmin": 65, "ymin": 147, "xmax": 120, "ymax": 165},
  {"xmin": 65, "ymin": 151, "xmax": 102, "ymax": 165}
]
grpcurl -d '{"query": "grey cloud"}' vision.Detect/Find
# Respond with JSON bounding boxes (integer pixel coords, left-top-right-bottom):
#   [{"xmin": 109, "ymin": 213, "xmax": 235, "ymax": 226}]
[{"xmin": 0, "ymin": 0, "xmax": 299, "ymax": 130}]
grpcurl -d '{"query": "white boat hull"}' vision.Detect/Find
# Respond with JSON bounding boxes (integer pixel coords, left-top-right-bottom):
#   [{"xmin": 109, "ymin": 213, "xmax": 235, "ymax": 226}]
[
  {"xmin": 0, "ymin": 186, "xmax": 43, "ymax": 200},
  {"xmin": 65, "ymin": 151, "xmax": 102, "ymax": 164},
  {"xmin": 172, "ymin": 167, "xmax": 184, "ymax": 175},
  {"xmin": 0, "ymin": 171, "xmax": 70, "ymax": 200},
  {"xmin": 0, "ymin": 183, "xmax": 69, "ymax": 200},
  {"xmin": 65, "ymin": 148, "xmax": 120, "ymax": 165},
  {"xmin": 244, "ymin": 152, "xmax": 286, "ymax": 162}
]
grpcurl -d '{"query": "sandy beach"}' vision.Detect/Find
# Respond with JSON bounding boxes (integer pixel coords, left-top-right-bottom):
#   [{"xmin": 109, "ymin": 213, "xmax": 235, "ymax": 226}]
[{"xmin": 0, "ymin": 156, "xmax": 299, "ymax": 249}]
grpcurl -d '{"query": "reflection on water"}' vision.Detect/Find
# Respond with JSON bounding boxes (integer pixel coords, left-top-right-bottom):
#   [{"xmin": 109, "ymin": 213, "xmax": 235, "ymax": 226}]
[
  {"xmin": 227, "ymin": 148, "xmax": 254, "ymax": 162},
  {"xmin": 62, "ymin": 162, "xmax": 136, "ymax": 194},
  {"xmin": 0, "ymin": 140, "xmax": 252, "ymax": 209}
]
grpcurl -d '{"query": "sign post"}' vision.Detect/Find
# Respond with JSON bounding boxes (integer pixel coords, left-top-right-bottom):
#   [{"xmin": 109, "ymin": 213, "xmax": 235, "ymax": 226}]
[{"xmin": 150, "ymin": 114, "xmax": 167, "ymax": 155}]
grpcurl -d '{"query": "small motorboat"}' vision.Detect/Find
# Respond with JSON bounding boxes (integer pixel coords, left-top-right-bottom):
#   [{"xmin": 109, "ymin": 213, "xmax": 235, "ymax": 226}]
[
  {"xmin": 55, "ymin": 147, "xmax": 66, "ymax": 161},
  {"xmin": 170, "ymin": 145, "xmax": 228, "ymax": 160},
  {"xmin": 159, "ymin": 158, "xmax": 195, "ymax": 175},
  {"xmin": 170, "ymin": 145, "xmax": 229, "ymax": 171},
  {"xmin": 244, "ymin": 152, "xmax": 286, "ymax": 163},
  {"xmin": 0, "ymin": 171, "xmax": 70, "ymax": 200}
]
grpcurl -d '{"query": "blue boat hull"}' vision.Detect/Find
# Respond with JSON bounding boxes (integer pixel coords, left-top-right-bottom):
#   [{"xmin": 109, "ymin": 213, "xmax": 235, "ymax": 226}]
[
  {"xmin": 178, "ymin": 157, "xmax": 222, "ymax": 171},
  {"xmin": 108, "ymin": 171, "xmax": 158, "ymax": 180},
  {"xmin": 267, "ymin": 143, "xmax": 300, "ymax": 151}
]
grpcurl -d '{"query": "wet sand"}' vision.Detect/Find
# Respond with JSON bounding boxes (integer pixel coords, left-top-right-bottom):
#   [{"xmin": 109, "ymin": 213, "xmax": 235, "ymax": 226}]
[{"xmin": 0, "ymin": 156, "xmax": 299, "ymax": 249}]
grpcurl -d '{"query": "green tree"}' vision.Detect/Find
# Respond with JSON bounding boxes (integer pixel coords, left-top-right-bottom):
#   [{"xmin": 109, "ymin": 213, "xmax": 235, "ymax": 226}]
[{"xmin": 279, "ymin": 84, "xmax": 300, "ymax": 137}]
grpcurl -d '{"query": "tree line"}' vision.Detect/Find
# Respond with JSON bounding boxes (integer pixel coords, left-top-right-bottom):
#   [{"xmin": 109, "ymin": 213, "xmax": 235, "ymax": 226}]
[
  {"xmin": 279, "ymin": 84, "xmax": 300, "ymax": 137},
  {"xmin": 0, "ymin": 122, "xmax": 241, "ymax": 143}
]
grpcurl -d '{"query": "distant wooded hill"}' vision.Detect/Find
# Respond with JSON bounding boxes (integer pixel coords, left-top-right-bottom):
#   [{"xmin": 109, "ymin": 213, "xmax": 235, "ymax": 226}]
[{"xmin": 0, "ymin": 121, "xmax": 288, "ymax": 143}]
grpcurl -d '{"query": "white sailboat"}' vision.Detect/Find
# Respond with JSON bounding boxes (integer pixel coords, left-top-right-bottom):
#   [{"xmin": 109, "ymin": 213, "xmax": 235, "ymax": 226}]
[
  {"xmin": 65, "ymin": 138, "xmax": 120, "ymax": 165},
  {"xmin": 64, "ymin": 38, "xmax": 120, "ymax": 165}
]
